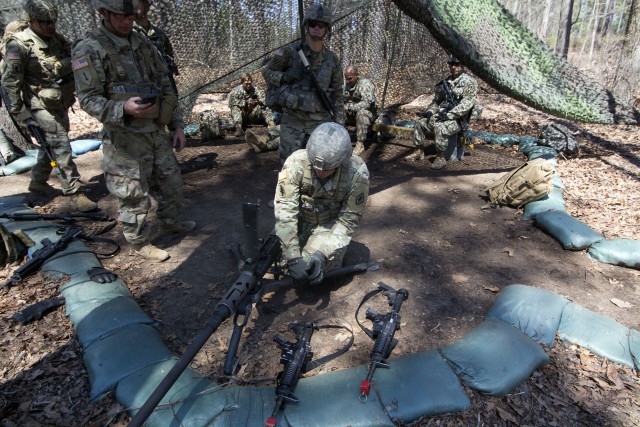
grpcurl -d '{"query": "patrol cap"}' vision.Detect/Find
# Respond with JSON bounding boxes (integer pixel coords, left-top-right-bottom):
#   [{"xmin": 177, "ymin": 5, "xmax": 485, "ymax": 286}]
[
  {"xmin": 93, "ymin": 0, "xmax": 140, "ymax": 15},
  {"xmin": 23, "ymin": 0, "xmax": 58, "ymax": 22},
  {"xmin": 304, "ymin": 4, "xmax": 333, "ymax": 27},
  {"xmin": 447, "ymin": 54, "xmax": 462, "ymax": 65},
  {"xmin": 306, "ymin": 122, "xmax": 352, "ymax": 171}
]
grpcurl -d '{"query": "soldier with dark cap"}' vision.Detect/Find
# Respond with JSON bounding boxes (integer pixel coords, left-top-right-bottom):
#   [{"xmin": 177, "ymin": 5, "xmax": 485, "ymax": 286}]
[
  {"xmin": 275, "ymin": 122, "xmax": 369, "ymax": 286},
  {"xmin": 405, "ymin": 54, "xmax": 478, "ymax": 169},
  {"xmin": 1, "ymin": 0, "xmax": 97, "ymax": 211},
  {"xmin": 263, "ymin": 3, "xmax": 345, "ymax": 164},
  {"xmin": 72, "ymin": 0, "xmax": 195, "ymax": 262}
]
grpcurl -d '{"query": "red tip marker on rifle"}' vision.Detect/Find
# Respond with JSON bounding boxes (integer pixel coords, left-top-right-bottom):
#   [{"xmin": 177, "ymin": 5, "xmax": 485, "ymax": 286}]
[
  {"xmin": 265, "ymin": 417, "xmax": 277, "ymax": 427},
  {"xmin": 360, "ymin": 380, "xmax": 371, "ymax": 397}
]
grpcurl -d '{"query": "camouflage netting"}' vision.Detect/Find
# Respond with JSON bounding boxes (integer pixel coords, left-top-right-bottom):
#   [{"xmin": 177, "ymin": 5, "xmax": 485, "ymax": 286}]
[{"xmin": 1, "ymin": 0, "xmax": 638, "ymax": 142}]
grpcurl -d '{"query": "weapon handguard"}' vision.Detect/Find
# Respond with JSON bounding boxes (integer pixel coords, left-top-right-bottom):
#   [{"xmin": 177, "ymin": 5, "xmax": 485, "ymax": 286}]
[{"xmin": 356, "ymin": 282, "xmax": 409, "ymax": 402}]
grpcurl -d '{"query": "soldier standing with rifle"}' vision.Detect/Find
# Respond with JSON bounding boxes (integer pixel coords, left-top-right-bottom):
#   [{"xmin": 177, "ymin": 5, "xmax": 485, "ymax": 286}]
[
  {"xmin": 0, "ymin": 0, "xmax": 97, "ymax": 211},
  {"xmin": 405, "ymin": 54, "xmax": 478, "ymax": 169},
  {"xmin": 72, "ymin": 0, "xmax": 195, "ymax": 262},
  {"xmin": 262, "ymin": 3, "xmax": 345, "ymax": 164}
]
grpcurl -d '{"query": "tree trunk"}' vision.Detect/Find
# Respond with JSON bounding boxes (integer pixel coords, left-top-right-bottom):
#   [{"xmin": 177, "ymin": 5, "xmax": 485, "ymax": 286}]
[
  {"xmin": 556, "ymin": 0, "xmax": 575, "ymax": 57},
  {"xmin": 612, "ymin": 0, "xmax": 640, "ymax": 104}
]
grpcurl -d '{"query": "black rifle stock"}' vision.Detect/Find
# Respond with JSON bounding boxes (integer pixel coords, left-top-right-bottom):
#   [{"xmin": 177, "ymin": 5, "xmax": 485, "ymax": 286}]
[
  {"xmin": 128, "ymin": 234, "xmax": 282, "ymax": 427},
  {"xmin": 0, "ymin": 212, "xmax": 109, "ymax": 222},
  {"xmin": 265, "ymin": 322, "xmax": 317, "ymax": 427},
  {"xmin": 26, "ymin": 121, "xmax": 68, "ymax": 181},
  {"xmin": 13, "ymin": 295, "xmax": 65, "ymax": 324},
  {"xmin": 438, "ymin": 80, "xmax": 469, "ymax": 132},
  {"xmin": 1, "ymin": 226, "xmax": 82, "ymax": 290},
  {"xmin": 358, "ymin": 282, "xmax": 409, "ymax": 400}
]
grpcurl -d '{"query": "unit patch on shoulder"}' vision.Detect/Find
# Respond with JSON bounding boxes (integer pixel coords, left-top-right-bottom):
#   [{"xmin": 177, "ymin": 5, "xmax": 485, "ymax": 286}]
[
  {"xmin": 5, "ymin": 52, "xmax": 20, "ymax": 60},
  {"xmin": 274, "ymin": 49, "xmax": 284, "ymax": 56},
  {"xmin": 278, "ymin": 170, "xmax": 288, "ymax": 181},
  {"xmin": 72, "ymin": 56, "xmax": 90, "ymax": 70},
  {"xmin": 356, "ymin": 193, "xmax": 365, "ymax": 205}
]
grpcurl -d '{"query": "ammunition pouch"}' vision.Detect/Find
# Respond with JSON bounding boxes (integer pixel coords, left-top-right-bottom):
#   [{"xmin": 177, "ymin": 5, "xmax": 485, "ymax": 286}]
[
  {"xmin": 38, "ymin": 88, "xmax": 64, "ymax": 111},
  {"xmin": 156, "ymin": 95, "xmax": 178, "ymax": 126}
]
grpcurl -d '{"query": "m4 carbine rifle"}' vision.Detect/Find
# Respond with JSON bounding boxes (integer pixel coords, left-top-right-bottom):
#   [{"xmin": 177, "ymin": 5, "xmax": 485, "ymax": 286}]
[
  {"xmin": 436, "ymin": 80, "xmax": 469, "ymax": 132},
  {"xmin": 26, "ymin": 120, "xmax": 68, "ymax": 181},
  {"xmin": 357, "ymin": 282, "xmax": 409, "ymax": 401}
]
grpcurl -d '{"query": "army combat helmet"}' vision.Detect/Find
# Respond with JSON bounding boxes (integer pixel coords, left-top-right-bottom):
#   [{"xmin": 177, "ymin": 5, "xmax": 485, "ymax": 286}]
[
  {"xmin": 307, "ymin": 123, "xmax": 352, "ymax": 170},
  {"xmin": 447, "ymin": 54, "xmax": 462, "ymax": 65},
  {"xmin": 23, "ymin": 0, "xmax": 58, "ymax": 22},
  {"xmin": 92, "ymin": 0, "xmax": 140, "ymax": 15},
  {"xmin": 304, "ymin": 4, "xmax": 333, "ymax": 30}
]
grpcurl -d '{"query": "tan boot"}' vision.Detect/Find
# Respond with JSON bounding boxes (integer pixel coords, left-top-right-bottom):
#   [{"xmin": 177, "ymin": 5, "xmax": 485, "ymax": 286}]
[
  {"xmin": 234, "ymin": 123, "xmax": 243, "ymax": 137},
  {"xmin": 404, "ymin": 147, "xmax": 425, "ymax": 162},
  {"xmin": 245, "ymin": 129, "xmax": 268, "ymax": 153},
  {"xmin": 69, "ymin": 193, "xmax": 98, "ymax": 212},
  {"xmin": 431, "ymin": 156, "xmax": 447, "ymax": 170},
  {"xmin": 159, "ymin": 220, "xmax": 197, "ymax": 236},
  {"xmin": 28, "ymin": 181, "xmax": 61, "ymax": 195},
  {"xmin": 353, "ymin": 141, "xmax": 365, "ymax": 156},
  {"xmin": 134, "ymin": 243, "xmax": 170, "ymax": 262}
]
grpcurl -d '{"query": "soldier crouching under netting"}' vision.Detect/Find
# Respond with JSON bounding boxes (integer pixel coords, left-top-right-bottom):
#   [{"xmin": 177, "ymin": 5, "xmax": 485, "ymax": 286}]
[
  {"xmin": 228, "ymin": 73, "xmax": 276, "ymax": 137},
  {"xmin": 274, "ymin": 123, "xmax": 369, "ymax": 286},
  {"xmin": 405, "ymin": 54, "xmax": 478, "ymax": 169}
]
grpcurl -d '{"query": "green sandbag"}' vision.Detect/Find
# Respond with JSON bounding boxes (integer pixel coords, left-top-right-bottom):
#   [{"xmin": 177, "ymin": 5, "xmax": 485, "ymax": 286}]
[
  {"xmin": 83, "ymin": 323, "xmax": 174, "ymax": 400},
  {"xmin": 486, "ymin": 285, "xmax": 570, "ymax": 347},
  {"xmin": 440, "ymin": 319, "xmax": 549, "ymax": 397},
  {"xmin": 62, "ymin": 275, "xmax": 134, "ymax": 312},
  {"xmin": 630, "ymin": 330, "xmax": 640, "ymax": 370},
  {"xmin": 41, "ymin": 240, "xmax": 101, "ymax": 275},
  {"xmin": 558, "ymin": 303, "xmax": 635, "ymax": 368},
  {"xmin": 587, "ymin": 239, "xmax": 640, "ymax": 269},
  {"xmin": 117, "ymin": 357, "xmax": 230, "ymax": 426},
  {"xmin": 523, "ymin": 187, "xmax": 565, "ymax": 220},
  {"xmin": 0, "ymin": 195, "xmax": 28, "ymax": 210},
  {"xmin": 552, "ymin": 174, "xmax": 565, "ymax": 189},
  {"xmin": 70, "ymin": 296, "xmax": 156, "ymax": 347},
  {"xmin": 535, "ymin": 210, "xmax": 603, "ymax": 250},
  {"xmin": 0, "ymin": 149, "xmax": 37, "ymax": 176}
]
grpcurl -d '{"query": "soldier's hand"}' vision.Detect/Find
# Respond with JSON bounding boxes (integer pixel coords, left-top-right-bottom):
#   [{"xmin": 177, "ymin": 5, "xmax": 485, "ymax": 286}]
[
  {"xmin": 281, "ymin": 66, "xmax": 304, "ymax": 84},
  {"xmin": 124, "ymin": 97, "xmax": 157, "ymax": 117},
  {"xmin": 416, "ymin": 111, "xmax": 433, "ymax": 120},
  {"xmin": 436, "ymin": 111, "xmax": 450, "ymax": 122},
  {"xmin": 87, "ymin": 266, "xmax": 118, "ymax": 284},
  {"xmin": 287, "ymin": 257, "xmax": 309, "ymax": 285},
  {"xmin": 172, "ymin": 128, "xmax": 186, "ymax": 152},
  {"xmin": 306, "ymin": 251, "xmax": 327, "ymax": 286}
]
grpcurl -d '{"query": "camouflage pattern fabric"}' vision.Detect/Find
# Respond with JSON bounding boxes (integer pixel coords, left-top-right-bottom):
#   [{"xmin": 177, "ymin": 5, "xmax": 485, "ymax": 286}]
[
  {"xmin": 72, "ymin": 22, "xmax": 185, "ymax": 245},
  {"xmin": 392, "ymin": 0, "xmax": 639, "ymax": 125},
  {"xmin": 197, "ymin": 110, "xmax": 225, "ymax": 140},
  {"xmin": 227, "ymin": 84, "xmax": 273, "ymax": 128},
  {"xmin": 1, "ymin": 26, "xmax": 81, "ymax": 193},
  {"xmin": 413, "ymin": 71, "xmax": 478, "ymax": 153},
  {"xmin": 263, "ymin": 43, "xmax": 345, "ymax": 163},
  {"xmin": 133, "ymin": 21, "xmax": 178, "ymax": 91},
  {"xmin": 344, "ymin": 76, "xmax": 376, "ymax": 143},
  {"xmin": 274, "ymin": 149, "xmax": 369, "ymax": 269}
]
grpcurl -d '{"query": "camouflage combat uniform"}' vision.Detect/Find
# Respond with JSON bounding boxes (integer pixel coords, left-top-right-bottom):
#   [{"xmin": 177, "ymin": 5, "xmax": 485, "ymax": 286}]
[
  {"xmin": 227, "ymin": 84, "xmax": 274, "ymax": 129},
  {"xmin": 1, "ymin": 26, "xmax": 82, "ymax": 194},
  {"xmin": 274, "ymin": 149, "xmax": 369, "ymax": 270},
  {"xmin": 344, "ymin": 76, "xmax": 376, "ymax": 143},
  {"xmin": 263, "ymin": 44, "xmax": 345, "ymax": 163},
  {"xmin": 133, "ymin": 21, "xmax": 178, "ymax": 91},
  {"xmin": 72, "ymin": 22, "xmax": 184, "ymax": 245},
  {"xmin": 413, "ymin": 72, "xmax": 478, "ymax": 154}
]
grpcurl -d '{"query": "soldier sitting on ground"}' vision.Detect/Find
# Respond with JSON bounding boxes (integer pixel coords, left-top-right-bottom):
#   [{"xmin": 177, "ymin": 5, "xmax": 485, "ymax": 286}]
[
  {"xmin": 274, "ymin": 122, "xmax": 369, "ymax": 286},
  {"xmin": 405, "ymin": 54, "xmax": 478, "ymax": 169},
  {"xmin": 344, "ymin": 65, "xmax": 376, "ymax": 156},
  {"xmin": 1, "ymin": 0, "xmax": 96, "ymax": 211},
  {"xmin": 228, "ymin": 73, "xmax": 275, "ymax": 137}
]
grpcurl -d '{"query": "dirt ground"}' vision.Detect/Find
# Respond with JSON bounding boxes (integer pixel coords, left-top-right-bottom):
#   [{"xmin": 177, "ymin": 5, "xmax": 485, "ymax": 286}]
[{"xmin": 1, "ymin": 92, "xmax": 639, "ymax": 426}]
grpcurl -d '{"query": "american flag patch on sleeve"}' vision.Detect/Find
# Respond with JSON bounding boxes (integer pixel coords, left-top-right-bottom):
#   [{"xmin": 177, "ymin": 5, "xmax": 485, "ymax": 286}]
[
  {"xmin": 72, "ymin": 56, "xmax": 90, "ymax": 70},
  {"xmin": 5, "ymin": 52, "xmax": 20, "ymax": 60}
]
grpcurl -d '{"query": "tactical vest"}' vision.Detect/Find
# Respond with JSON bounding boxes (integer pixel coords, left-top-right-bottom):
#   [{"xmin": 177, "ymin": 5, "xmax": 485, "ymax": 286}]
[
  {"xmin": 86, "ymin": 29, "xmax": 166, "ymax": 121},
  {"xmin": 288, "ymin": 46, "xmax": 337, "ymax": 114},
  {"xmin": 298, "ymin": 163, "xmax": 351, "ymax": 224},
  {"xmin": 11, "ymin": 29, "xmax": 75, "ymax": 111}
]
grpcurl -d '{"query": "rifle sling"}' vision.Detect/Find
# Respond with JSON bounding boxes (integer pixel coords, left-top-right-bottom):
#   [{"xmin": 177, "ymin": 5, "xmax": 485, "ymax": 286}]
[
  {"xmin": 355, "ymin": 282, "xmax": 398, "ymax": 340},
  {"xmin": 303, "ymin": 322, "xmax": 354, "ymax": 372}
]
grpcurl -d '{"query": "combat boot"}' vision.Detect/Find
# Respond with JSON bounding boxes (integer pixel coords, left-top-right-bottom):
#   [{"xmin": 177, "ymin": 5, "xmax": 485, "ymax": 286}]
[
  {"xmin": 134, "ymin": 243, "xmax": 170, "ymax": 262},
  {"xmin": 245, "ymin": 129, "xmax": 268, "ymax": 153},
  {"xmin": 159, "ymin": 220, "xmax": 197, "ymax": 236},
  {"xmin": 69, "ymin": 193, "xmax": 98, "ymax": 212},
  {"xmin": 234, "ymin": 123, "xmax": 243, "ymax": 137},
  {"xmin": 404, "ymin": 147, "xmax": 425, "ymax": 162},
  {"xmin": 267, "ymin": 120, "xmax": 276, "ymax": 129},
  {"xmin": 431, "ymin": 156, "xmax": 447, "ymax": 170},
  {"xmin": 353, "ymin": 141, "xmax": 365, "ymax": 156},
  {"xmin": 28, "ymin": 181, "xmax": 61, "ymax": 195}
]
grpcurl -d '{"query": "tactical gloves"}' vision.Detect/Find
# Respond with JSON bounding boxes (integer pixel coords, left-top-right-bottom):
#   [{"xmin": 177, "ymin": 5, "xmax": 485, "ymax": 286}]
[
  {"xmin": 306, "ymin": 251, "xmax": 327, "ymax": 286},
  {"xmin": 436, "ymin": 111, "xmax": 450, "ymax": 122},
  {"xmin": 287, "ymin": 257, "xmax": 309, "ymax": 285},
  {"xmin": 416, "ymin": 111, "xmax": 433, "ymax": 120},
  {"xmin": 281, "ymin": 66, "xmax": 304, "ymax": 84},
  {"xmin": 88, "ymin": 266, "xmax": 118, "ymax": 284}
]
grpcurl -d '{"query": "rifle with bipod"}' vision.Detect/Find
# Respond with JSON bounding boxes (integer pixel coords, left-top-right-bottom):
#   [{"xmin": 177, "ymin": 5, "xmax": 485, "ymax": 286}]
[
  {"xmin": 357, "ymin": 282, "xmax": 409, "ymax": 401},
  {"xmin": 265, "ymin": 320, "xmax": 353, "ymax": 427}
]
